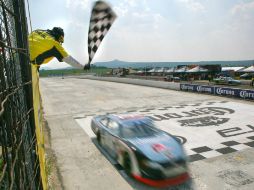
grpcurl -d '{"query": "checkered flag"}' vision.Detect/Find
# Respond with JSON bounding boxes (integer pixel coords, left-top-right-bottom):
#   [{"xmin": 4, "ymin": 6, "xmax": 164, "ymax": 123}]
[{"xmin": 85, "ymin": 1, "xmax": 117, "ymax": 69}]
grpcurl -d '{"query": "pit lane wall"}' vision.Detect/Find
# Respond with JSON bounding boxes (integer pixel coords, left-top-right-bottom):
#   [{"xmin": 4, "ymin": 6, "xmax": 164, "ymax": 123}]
[{"xmin": 180, "ymin": 83, "xmax": 254, "ymax": 100}]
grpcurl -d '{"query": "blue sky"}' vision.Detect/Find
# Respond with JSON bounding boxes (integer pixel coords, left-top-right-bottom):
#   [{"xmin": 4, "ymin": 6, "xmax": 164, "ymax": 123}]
[{"xmin": 27, "ymin": 0, "xmax": 254, "ymax": 69}]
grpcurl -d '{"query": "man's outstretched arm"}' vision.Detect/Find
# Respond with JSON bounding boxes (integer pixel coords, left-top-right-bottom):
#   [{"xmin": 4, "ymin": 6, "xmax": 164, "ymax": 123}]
[{"xmin": 63, "ymin": 55, "xmax": 84, "ymax": 69}]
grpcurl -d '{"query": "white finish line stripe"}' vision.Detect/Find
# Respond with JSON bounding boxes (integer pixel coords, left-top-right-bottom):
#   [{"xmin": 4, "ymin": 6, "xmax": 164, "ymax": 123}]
[{"xmin": 75, "ymin": 116, "xmax": 95, "ymax": 138}]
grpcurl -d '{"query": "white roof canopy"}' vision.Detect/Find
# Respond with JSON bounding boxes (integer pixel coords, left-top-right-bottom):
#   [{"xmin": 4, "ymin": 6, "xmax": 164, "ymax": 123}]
[
  {"xmin": 222, "ymin": 67, "xmax": 244, "ymax": 72},
  {"xmin": 242, "ymin": 66, "xmax": 254, "ymax": 72},
  {"xmin": 186, "ymin": 66, "xmax": 208, "ymax": 73},
  {"xmin": 175, "ymin": 66, "xmax": 187, "ymax": 72},
  {"xmin": 165, "ymin": 68, "xmax": 175, "ymax": 73}
]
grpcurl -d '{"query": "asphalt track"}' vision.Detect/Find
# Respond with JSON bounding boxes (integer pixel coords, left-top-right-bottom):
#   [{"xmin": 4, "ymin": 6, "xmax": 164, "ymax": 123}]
[{"xmin": 40, "ymin": 77, "xmax": 254, "ymax": 190}]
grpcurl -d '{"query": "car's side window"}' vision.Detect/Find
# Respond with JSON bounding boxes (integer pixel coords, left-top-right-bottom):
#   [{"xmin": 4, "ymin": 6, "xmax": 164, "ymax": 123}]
[
  {"xmin": 108, "ymin": 120, "xmax": 119, "ymax": 129},
  {"xmin": 100, "ymin": 118, "xmax": 108, "ymax": 126},
  {"xmin": 121, "ymin": 127, "xmax": 135, "ymax": 139},
  {"xmin": 107, "ymin": 119, "xmax": 120, "ymax": 135}
]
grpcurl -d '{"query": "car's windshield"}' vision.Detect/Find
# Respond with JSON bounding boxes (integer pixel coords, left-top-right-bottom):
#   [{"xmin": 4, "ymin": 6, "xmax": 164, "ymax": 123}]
[{"xmin": 121, "ymin": 120, "xmax": 159, "ymax": 139}]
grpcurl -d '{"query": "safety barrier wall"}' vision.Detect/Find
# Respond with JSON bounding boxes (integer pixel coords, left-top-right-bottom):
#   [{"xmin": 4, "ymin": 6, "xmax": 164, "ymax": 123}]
[
  {"xmin": 31, "ymin": 65, "xmax": 47, "ymax": 189},
  {"xmin": 78, "ymin": 76, "xmax": 254, "ymax": 101},
  {"xmin": 80, "ymin": 75, "xmax": 181, "ymax": 90},
  {"xmin": 180, "ymin": 84, "xmax": 254, "ymax": 100}
]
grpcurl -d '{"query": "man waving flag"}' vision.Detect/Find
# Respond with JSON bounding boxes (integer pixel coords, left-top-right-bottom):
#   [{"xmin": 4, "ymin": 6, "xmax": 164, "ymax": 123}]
[{"xmin": 84, "ymin": 0, "xmax": 117, "ymax": 70}]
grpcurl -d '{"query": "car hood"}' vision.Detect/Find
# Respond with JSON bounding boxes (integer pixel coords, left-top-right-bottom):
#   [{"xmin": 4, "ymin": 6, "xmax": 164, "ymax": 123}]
[{"xmin": 127, "ymin": 133, "xmax": 186, "ymax": 162}]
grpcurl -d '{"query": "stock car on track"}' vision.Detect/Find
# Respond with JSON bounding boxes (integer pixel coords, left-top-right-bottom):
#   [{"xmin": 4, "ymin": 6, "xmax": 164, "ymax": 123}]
[
  {"xmin": 91, "ymin": 113, "xmax": 189, "ymax": 187},
  {"xmin": 213, "ymin": 76, "xmax": 241, "ymax": 85}
]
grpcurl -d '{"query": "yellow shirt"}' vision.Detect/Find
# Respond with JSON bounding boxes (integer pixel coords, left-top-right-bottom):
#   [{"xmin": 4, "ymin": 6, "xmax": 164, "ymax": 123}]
[{"xmin": 29, "ymin": 30, "xmax": 68, "ymax": 65}]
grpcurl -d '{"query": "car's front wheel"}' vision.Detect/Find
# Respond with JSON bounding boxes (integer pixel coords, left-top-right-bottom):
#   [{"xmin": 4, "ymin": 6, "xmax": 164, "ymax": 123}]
[
  {"xmin": 96, "ymin": 132, "xmax": 101, "ymax": 145},
  {"xmin": 124, "ymin": 153, "xmax": 131, "ymax": 175}
]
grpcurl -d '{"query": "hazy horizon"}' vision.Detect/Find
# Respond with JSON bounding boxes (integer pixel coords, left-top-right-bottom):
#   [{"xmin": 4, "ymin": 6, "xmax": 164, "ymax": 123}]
[
  {"xmin": 28, "ymin": 0, "xmax": 254, "ymax": 69},
  {"xmin": 39, "ymin": 59, "xmax": 254, "ymax": 70}
]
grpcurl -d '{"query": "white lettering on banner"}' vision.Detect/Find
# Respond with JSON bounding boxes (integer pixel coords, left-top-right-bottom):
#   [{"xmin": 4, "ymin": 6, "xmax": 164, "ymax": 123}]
[
  {"xmin": 181, "ymin": 85, "xmax": 194, "ymax": 91},
  {"xmin": 216, "ymin": 88, "xmax": 235, "ymax": 95},
  {"xmin": 197, "ymin": 86, "xmax": 212, "ymax": 93},
  {"xmin": 240, "ymin": 91, "xmax": 254, "ymax": 98}
]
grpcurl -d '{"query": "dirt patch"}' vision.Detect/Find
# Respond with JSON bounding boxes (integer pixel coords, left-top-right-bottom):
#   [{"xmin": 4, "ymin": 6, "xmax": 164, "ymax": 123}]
[
  {"xmin": 218, "ymin": 170, "xmax": 254, "ymax": 187},
  {"xmin": 43, "ymin": 117, "xmax": 64, "ymax": 190}
]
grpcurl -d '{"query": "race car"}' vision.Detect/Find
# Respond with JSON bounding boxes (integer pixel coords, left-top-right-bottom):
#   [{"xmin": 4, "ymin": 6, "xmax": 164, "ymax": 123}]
[
  {"xmin": 213, "ymin": 76, "xmax": 241, "ymax": 85},
  {"xmin": 91, "ymin": 113, "xmax": 189, "ymax": 187}
]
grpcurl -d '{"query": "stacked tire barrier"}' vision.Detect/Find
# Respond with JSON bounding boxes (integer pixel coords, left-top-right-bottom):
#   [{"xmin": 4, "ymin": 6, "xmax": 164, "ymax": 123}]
[{"xmin": 0, "ymin": 0, "xmax": 46, "ymax": 189}]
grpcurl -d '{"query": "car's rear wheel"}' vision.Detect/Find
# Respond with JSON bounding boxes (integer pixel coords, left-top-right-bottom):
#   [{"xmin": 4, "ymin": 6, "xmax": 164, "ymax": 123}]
[{"xmin": 124, "ymin": 153, "xmax": 131, "ymax": 175}]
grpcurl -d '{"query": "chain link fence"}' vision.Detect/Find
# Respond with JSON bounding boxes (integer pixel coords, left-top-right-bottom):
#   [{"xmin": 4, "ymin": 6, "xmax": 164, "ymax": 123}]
[{"xmin": 0, "ymin": 0, "xmax": 43, "ymax": 189}]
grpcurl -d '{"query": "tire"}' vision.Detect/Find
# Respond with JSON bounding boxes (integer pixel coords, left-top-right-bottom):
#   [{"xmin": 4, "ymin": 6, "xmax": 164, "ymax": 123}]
[
  {"xmin": 173, "ymin": 135, "xmax": 187, "ymax": 145},
  {"xmin": 179, "ymin": 178, "xmax": 193, "ymax": 189},
  {"xmin": 124, "ymin": 153, "xmax": 131, "ymax": 175},
  {"xmin": 96, "ymin": 132, "xmax": 101, "ymax": 145}
]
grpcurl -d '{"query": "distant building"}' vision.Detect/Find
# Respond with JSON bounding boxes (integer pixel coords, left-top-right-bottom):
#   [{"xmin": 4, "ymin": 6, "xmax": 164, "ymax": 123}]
[{"xmin": 111, "ymin": 68, "xmax": 129, "ymax": 76}]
